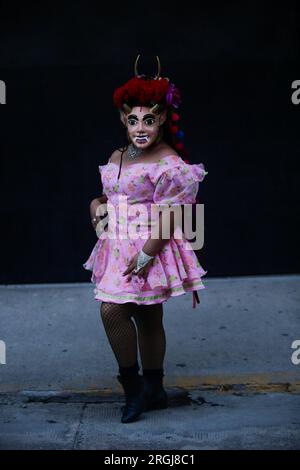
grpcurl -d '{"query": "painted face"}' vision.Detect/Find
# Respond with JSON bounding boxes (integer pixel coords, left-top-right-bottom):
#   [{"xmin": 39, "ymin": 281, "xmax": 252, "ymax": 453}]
[{"xmin": 122, "ymin": 106, "xmax": 166, "ymax": 149}]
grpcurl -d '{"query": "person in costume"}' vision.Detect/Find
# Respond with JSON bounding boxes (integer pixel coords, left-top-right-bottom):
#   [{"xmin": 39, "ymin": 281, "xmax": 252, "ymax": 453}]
[{"xmin": 83, "ymin": 55, "xmax": 208, "ymax": 423}]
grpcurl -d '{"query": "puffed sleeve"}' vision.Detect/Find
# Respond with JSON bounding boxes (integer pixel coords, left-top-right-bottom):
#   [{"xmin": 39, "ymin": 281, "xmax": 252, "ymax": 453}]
[{"xmin": 150, "ymin": 156, "xmax": 208, "ymax": 205}]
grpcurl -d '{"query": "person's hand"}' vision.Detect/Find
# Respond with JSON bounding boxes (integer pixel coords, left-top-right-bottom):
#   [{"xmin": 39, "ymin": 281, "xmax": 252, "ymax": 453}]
[
  {"xmin": 91, "ymin": 217, "xmax": 101, "ymax": 231},
  {"xmin": 90, "ymin": 198, "xmax": 107, "ymax": 231},
  {"xmin": 90, "ymin": 199, "xmax": 99, "ymax": 229},
  {"xmin": 122, "ymin": 253, "xmax": 154, "ymax": 281}
]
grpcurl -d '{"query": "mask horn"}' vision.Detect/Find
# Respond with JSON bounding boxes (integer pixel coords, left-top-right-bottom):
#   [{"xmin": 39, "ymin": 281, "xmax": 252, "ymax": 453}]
[
  {"xmin": 155, "ymin": 56, "xmax": 161, "ymax": 79},
  {"xmin": 150, "ymin": 103, "xmax": 160, "ymax": 114},
  {"xmin": 123, "ymin": 103, "xmax": 132, "ymax": 113},
  {"xmin": 135, "ymin": 54, "xmax": 160, "ymax": 79},
  {"xmin": 134, "ymin": 54, "xmax": 140, "ymax": 77}
]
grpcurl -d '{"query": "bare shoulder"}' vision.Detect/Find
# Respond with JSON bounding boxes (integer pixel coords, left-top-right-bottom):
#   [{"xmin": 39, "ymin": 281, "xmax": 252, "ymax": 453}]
[
  {"xmin": 152, "ymin": 143, "xmax": 180, "ymax": 162},
  {"xmin": 108, "ymin": 147, "xmax": 126, "ymax": 164}
]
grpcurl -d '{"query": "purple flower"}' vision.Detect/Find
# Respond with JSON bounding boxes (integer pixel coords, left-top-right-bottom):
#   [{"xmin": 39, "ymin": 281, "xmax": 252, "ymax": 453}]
[
  {"xmin": 131, "ymin": 274, "xmax": 145, "ymax": 292},
  {"xmin": 166, "ymin": 83, "xmax": 182, "ymax": 108}
]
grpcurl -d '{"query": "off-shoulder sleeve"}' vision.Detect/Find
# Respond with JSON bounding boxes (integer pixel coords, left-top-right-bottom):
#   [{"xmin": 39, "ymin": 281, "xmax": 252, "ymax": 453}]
[
  {"xmin": 98, "ymin": 162, "xmax": 109, "ymax": 175},
  {"xmin": 98, "ymin": 155, "xmax": 113, "ymax": 175},
  {"xmin": 150, "ymin": 156, "xmax": 208, "ymax": 205}
]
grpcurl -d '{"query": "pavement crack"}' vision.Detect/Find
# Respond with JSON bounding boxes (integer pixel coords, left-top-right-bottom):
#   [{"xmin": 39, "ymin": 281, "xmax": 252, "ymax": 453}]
[
  {"xmin": 189, "ymin": 395, "xmax": 224, "ymax": 407},
  {"xmin": 72, "ymin": 402, "xmax": 87, "ymax": 449}
]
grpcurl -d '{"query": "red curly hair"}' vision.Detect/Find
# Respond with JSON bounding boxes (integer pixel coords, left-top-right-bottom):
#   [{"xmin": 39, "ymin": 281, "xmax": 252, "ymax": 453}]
[{"xmin": 113, "ymin": 77, "xmax": 170, "ymax": 109}]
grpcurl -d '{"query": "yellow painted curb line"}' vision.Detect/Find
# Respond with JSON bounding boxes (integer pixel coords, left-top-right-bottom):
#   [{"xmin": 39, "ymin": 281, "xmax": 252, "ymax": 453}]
[
  {"xmin": 2, "ymin": 371, "xmax": 300, "ymax": 396},
  {"xmin": 75, "ymin": 371, "xmax": 300, "ymax": 394}
]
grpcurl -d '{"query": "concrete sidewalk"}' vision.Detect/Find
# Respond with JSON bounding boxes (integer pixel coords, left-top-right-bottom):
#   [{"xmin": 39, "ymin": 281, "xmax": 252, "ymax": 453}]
[
  {"xmin": 0, "ymin": 275, "xmax": 300, "ymax": 393},
  {"xmin": 1, "ymin": 275, "xmax": 300, "ymax": 450},
  {"xmin": 1, "ymin": 391, "xmax": 299, "ymax": 450}
]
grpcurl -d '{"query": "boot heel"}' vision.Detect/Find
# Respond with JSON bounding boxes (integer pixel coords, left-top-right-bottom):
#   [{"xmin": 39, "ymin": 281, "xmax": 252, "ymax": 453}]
[
  {"xmin": 145, "ymin": 390, "xmax": 168, "ymax": 411},
  {"xmin": 143, "ymin": 372, "xmax": 169, "ymax": 412}
]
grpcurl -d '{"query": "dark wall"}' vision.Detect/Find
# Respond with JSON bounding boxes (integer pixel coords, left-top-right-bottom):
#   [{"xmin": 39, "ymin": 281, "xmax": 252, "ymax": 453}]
[{"xmin": 0, "ymin": 1, "xmax": 299, "ymax": 283}]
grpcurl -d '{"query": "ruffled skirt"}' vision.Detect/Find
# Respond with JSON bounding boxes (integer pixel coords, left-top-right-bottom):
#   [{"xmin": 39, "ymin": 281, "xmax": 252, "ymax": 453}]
[{"xmin": 83, "ymin": 230, "xmax": 207, "ymax": 306}]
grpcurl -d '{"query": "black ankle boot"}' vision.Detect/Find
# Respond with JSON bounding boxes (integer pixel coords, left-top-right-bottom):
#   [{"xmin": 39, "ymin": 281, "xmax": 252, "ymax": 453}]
[
  {"xmin": 117, "ymin": 363, "xmax": 147, "ymax": 423},
  {"xmin": 143, "ymin": 368, "xmax": 168, "ymax": 411}
]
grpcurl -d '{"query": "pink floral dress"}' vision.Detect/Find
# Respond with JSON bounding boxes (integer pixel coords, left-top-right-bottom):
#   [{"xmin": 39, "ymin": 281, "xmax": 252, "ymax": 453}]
[{"xmin": 83, "ymin": 154, "xmax": 208, "ymax": 308}]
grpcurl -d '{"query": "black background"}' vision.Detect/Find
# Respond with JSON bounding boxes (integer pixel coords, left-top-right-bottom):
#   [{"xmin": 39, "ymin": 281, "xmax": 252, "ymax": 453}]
[{"xmin": 0, "ymin": 1, "xmax": 299, "ymax": 284}]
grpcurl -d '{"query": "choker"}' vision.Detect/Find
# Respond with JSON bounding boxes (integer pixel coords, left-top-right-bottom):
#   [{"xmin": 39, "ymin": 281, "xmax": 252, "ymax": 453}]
[{"xmin": 127, "ymin": 143, "xmax": 145, "ymax": 160}]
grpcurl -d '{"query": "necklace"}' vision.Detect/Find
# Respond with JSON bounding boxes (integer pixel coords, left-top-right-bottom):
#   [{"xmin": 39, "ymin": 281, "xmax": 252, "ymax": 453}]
[{"xmin": 127, "ymin": 143, "xmax": 145, "ymax": 160}]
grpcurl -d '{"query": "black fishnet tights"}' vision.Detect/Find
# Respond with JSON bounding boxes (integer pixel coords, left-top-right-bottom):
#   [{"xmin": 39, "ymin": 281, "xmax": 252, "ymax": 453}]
[{"xmin": 100, "ymin": 301, "xmax": 166, "ymax": 370}]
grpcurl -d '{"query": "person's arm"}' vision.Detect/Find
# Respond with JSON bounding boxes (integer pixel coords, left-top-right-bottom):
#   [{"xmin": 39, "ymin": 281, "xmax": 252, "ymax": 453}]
[
  {"xmin": 142, "ymin": 208, "xmax": 178, "ymax": 257},
  {"xmin": 122, "ymin": 206, "xmax": 183, "ymax": 279},
  {"xmin": 97, "ymin": 194, "xmax": 108, "ymax": 204}
]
